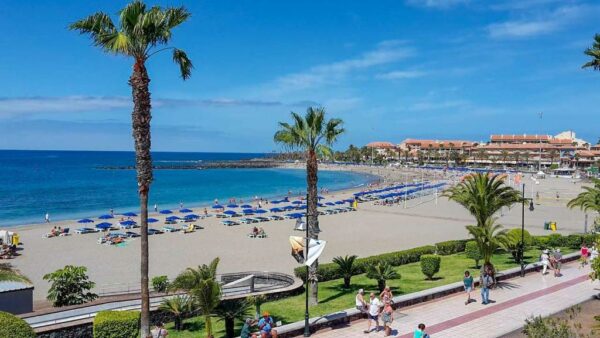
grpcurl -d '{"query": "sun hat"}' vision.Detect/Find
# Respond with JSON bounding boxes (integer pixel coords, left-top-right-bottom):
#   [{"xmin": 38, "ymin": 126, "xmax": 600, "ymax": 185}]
[
  {"xmin": 543, "ymin": 249, "xmax": 549, "ymax": 254},
  {"xmin": 263, "ymin": 311, "xmax": 270, "ymax": 316},
  {"xmin": 358, "ymin": 288, "xmax": 364, "ymax": 293}
]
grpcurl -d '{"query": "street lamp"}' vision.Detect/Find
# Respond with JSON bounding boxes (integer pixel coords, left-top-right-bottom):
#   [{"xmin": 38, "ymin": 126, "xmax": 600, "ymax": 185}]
[{"xmin": 520, "ymin": 183, "xmax": 535, "ymax": 277}]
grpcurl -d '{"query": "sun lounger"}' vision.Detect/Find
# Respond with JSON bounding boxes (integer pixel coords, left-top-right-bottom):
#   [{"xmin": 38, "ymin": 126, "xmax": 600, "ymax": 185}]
[
  {"xmin": 147, "ymin": 228, "xmax": 163, "ymax": 235},
  {"xmin": 239, "ymin": 218, "xmax": 257, "ymax": 224},
  {"xmin": 268, "ymin": 215, "xmax": 284, "ymax": 221},
  {"xmin": 162, "ymin": 226, "xmax": 179, "ymax": 233},
  {"xmin": 125, "ymin": 231, "xmax": 140, "ymax": 238},
  {"xmin": 221, "ymin": 220, "xmax": 240, "ymax": 226},
  {"xmin": 255, "ymin": 217, "xmax": 270, "ymax": 222},
  {"xmin": 75, "ymin": 227, "xmax": 99, "ymax": 234}
]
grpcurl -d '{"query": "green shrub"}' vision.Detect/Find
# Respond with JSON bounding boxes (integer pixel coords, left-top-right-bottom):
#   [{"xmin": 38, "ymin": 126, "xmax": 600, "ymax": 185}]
[
  {"xmin": 294, "ymin": 245, "xmax": 435, "ymax": 282},
  {"xmin": 504, "ymin": 229, "xmax": 532, "ymax": 262},
  {"xmin": 93, "ymin": 310, "xmax": 140, "ymax": 338},
  {"xmin": 43, "ymin": 265, "xmax": 97, "ymax": 307},
  {"xmin": 420, "ymin": 255, "xmax": 441, "ymax": 280},
  {"xmin": 0, "ymin": 311, "xmax": 35, "ymax": 338},
  {"xmin": 152, "ymin": 275, "xmax": 170, "ymax": 293},
  {"xmin": 435, "ymin": 240, "xmax": 467, "ymax": 255},
  {"xmin": 465, "ymin": 241, "xmax": 482, "ymax": 268},
  {"xmin": 532, "ymin": 236, "xmax": 549, "ymax": 249},
  {"xmin": 547, "ymin": 234, "xmax": 566, "ymax": 247},
  {"xmin": 582, "ymin": 234, "xmax": 599, "ymax": 246}
]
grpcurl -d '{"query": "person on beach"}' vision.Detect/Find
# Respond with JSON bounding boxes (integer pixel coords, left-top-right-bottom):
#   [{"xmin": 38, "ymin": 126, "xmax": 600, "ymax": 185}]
[
  {"xmin": 151, "ymin": 322, "xmax": 168, "ymax": 338},
  {"xmin": 110, "ymin": 208, "xmax": 114, "ymax": 217},
  {"xmin": 553, "ymin": 249, "xmax": 563, "ymax": 277},
  {"xmin": 203, "ymin": 208, "xmax": 208, "ymax": 216},
  {"xmin": 381, "ymin": 300, "xmax": 394, "ymax": 336},
  {"xmin": 380, "ymin": 286, "xmax": 393, "ymax": 303},
  {"xmin": 364, "ymin": 292, "xmax": 382, "ymax": 333},
  {"xmin": 45, "ymin": 212, "xmax": 50, "ymax": 223},
  {"xmin": 413, "ymin": 323, "xmax": 430, "ymax": 338},
  {"xmin": 480, "ymin": 270, "xmax": 493, "ymax": 305},
  {"xmin": 154, "ymin": 204, "xmax": 158, "ymax": 212},
  {"xmin": 355, "ymin": 289, "xmax": 367, "ymax": 315},
  {"xmin": 179, "ymin": 202, "xmax": 183, "ymax": 209},
  {"xmin": 581, "ymin": 243, "xmax": 589, "ymax": 266},
  {"xmin": 463, "ymin": 270, "xmax": 473, "ymax": 305},
  {"xmin": 591, "ymin": 245, "xmax": 599, "ymax": 261},
  {"xmin": 540, "ymin": 249, "xmax": 550, "ymax": 275},
  {"xmin": 257, "ymin": 311, "xmax": 277, "ymax": 338}
]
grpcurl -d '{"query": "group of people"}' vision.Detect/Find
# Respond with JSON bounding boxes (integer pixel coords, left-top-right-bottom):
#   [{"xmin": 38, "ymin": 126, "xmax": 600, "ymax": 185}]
[
  {"xmin": 46, "ymin": 226, "xmax": 67, "ymax": 238},
  {"xmin": 579, "ymin": 243, "xmax": 599, "ymax": 267},
  {"xmin": 240, "ymin": 311, "xmax": 278, "ymax": 338},
  {"xmin": 355, "ymin": 287, "xmax": 430, "ymax": 337},
  {"xmin": 540, "ymin": 248, "xmax": 565, "ymax": 276},
  {"xmin": 249, "ymin": 226, "xmax": 267, "ymax": 238}
]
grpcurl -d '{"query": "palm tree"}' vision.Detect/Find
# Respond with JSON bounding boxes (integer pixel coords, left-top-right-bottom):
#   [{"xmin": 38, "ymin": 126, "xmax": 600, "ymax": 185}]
[
  {"xmin": 70, "ymin": 2, "xmax": 193, "ymax": 335},
  {"xmin": 332, "ymin": 255, "xmax": 358, "ymax": 289},
  {"xmin": 170, "ymin": 258, "xmax": 220, "ymax": 291},
  {"xmin": 513, "ymin": 151, "xmax": 521, "ymax": 168},
  {"xmin": 443, "ymin": 173, "xmax": 522, "ymax": 230},
  {"xmin": 159, "ymin": 295, "xmax": 192, "ymax": 331},
  {"xmin": 582, "ymin": 34, "xmax": 600, "ymax": 70},
  {"xmin": 193, "ymin": 278, "xmax": 222, "ymax": 338},
  {"xmin": 246, "ymin": 295, "xmax": 267, "ymax": 320},
  {"xmin": 501, "ymin": 150, "xmax": 509, "ymax": 166},
  {"xmin": 0, "ymin": 263, "xmax": 30, "ymax": 283},
  {"xmin": 567, "ymin": 178, "xmax": 600, "ymax": 225},
  {"xmin": 366, "ymin": 262, "xmax": 400, "ymax": 292},
  {"xmin": 215, "ymin": 299, "xmax": 252, "ymax": 338},
  {"xmin": 274, "ymin": 107, "xmax": 344, "ymax": 305},
  {"xmin": 466, "ymin": 218, "xmax": 508, "ymax": 266},
  {"xmin": 549, "ymin": 149, "xmax": 559, "ymax": 167}
]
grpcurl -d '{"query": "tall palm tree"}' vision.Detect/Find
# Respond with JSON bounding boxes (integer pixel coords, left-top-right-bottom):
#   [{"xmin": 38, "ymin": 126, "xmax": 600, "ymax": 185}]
[
  {"xmin": 443, "ymin": 173, "xmax": 522, "ymax": 229},
  {"xmin": 274, "ymin": 107, "xmax": 344, "ymax": 305},
  {"xmin": 332, "ymin": 255, "xmax": 358, "ymax": 289},
  {"xmin": 70, "ymin": 2, "xmax": 193, "ymax": 335},
  {"xmin": 193, "ymin": 278, "xmax": 221, "ymax": 338},
  {"xmin": 215, "ymin": 299, "xmax": 252, "ymax": 338},
  {"xmin": 567, "ymin": 178, "xmax": 600, "ymax": 224},
  {"xmin": 466, "ymin": 218, "xmax": 508, "ymax": 266},
  {"xmin": 171, "ymin": 258, "xmax": 220, "ymax": 291},
  {"xmin": 582, "ymin": 34, "xmax": 600, "ymax": 70}
]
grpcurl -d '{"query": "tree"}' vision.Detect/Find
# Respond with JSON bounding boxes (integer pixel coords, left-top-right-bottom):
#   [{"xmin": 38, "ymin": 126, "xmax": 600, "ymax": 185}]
[
  {"xmin": 0, "ymin": 263, "xmax": 30, "ymax": 283},
  {"xmin": 443, "ymin": 173, "xmax": 522, "ymax": 229},
  {"xmin": 549, "ymin": 149, "xmax": 559, "ymax": 167},
  {"xmin": 332, "ymin": 255, "xmax": 358, "ymax": 288},
  {"xmin": 502, "ymin": 229, "xmax": 533, "ymax": 263},
  {"xmin": 152, "ymin": 275, "xmax": 169, "ymax": 293},
  {"xmin": 582, "ymin": 34, "xmax": 600, "ymax": 70},
  {"xmin": 465, "ymin": 241, "xmax": 483, "ymax": 268},
  {"xmin": 70, "ymin": 2, "xmax": 193, "ymax": 335},
  {"xmin": 158, "ymin": 295, "xmax": 191, "ymax": 331},
  {"xmin": 274, "ymin": 107, "xmax": 344, "ymax": 305},
  {"xmin": 366, "ymin": 262, "xmax": 400, "ymax": 292},
  {"xmin": 0, "ymin": 311, "xmax": 36, "ymax": 338},
  {"xmin": 43, "ymin": 265, "xmax": 98, "ymax": 307},
  {"xmin": 420, "ymin": 255, "xmax": 441, "ymax": 280},
  {"xmin": 170, "ymin": 257, "xmax": 220, "ymax": 291},
  {"xmin": 466, "ymin": 218, "xmax": 508, "ymax": 266},
  {"xmin": 246, "ymin": 295, "xmax": 267, "ymax": 320},
  {"xmin": 501, "ymin": 150, "xmax": 509, "ymax": 166},
  {"xmin": 568, "ymin": 178, "xmax": 600, "ymax": 227},
  {"xmin": 215, "ymin": 299, "xmax": 252, "ymax": 338}
]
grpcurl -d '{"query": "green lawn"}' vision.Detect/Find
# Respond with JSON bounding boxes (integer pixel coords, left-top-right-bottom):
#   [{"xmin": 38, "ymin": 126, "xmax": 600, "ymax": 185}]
[{"xmin": 167, "ymin": 247, "xmax": 573, "ymax": 338}]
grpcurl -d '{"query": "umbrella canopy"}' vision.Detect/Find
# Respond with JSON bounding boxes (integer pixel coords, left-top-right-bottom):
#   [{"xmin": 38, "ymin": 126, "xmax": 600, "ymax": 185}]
[
  {"xmin": 292, "ymin": 200, "xmax": 303, "ymax": 205},
  {"xmin": 179, "ymin": 208, "xmax": 193, "ymax": 213},
  {"xmin": 223, "ymin": 210, "xmax": 238, "ymax": 215},
  {"xmin": 159, "ymin": 209, "xmax": 173, "ymax": 214},
  {"xmin": 120, "ymin": 220, "xmax": 137, "ymax": 226},
  {"xmin": 226, "ymin": 204, "xmax": 239, "ymax": 208},
  {"xmin": 334, "ymin": 201, "xmax": 345, "ymax": 205},
  {"xmin": 270, "ymin": 207, "xmax": 283, "ymax": 212},
  {"xmin": 185, "ymin": 214, "xmax": 200, "ymax": 219},
  {"xmin": 96, "ymin": 222, "xmax": 112, "ymax": 230},
  {"xmin": 298, "ymin": 205, "xmax": 307, "ymax": 209},
  {"xmin": 241, "ymin": 204, "xmax": 253, "ymax": 209},
  {"xmin": 283, "ymin": 205, "xmax": 296, "ymax": 210},
  {"xmin": 78, "ymin": 218, "xmax": 94, "ymax": 223},
  {"xmin": 254, "ymin": 209, "xmax": 267, "ymax": 214},
  {"xmin": 242, "ymin": 209, "xmax": 254, "ymax": 214},
  {"xmin": 318, "ymin": 196, "xmax": 325, "ymax": 200},
  {"xmin": 325, "ymin": 202, "xmax": 335, "ymax": 206},
  {"xmin": 122, "ymin": 212, "xmax": 138, "ymax": 217},
  {"xmin": 147, "ymin": 218, "xmax": 159, "ymax": 223},
  {"xmin": 212, "ymin": 204, "xmax": 224, "ymax": 209},
  {"xmin": 166, "ymin": 216, "xmax": 181, "ymax": 221},
  {"xmin": 270, "ymin": 200, "xmax": 281, "ymax": 204},
  {"xmin": 98, "ymin": 214, "xmax": 113, "ymax": 219}
]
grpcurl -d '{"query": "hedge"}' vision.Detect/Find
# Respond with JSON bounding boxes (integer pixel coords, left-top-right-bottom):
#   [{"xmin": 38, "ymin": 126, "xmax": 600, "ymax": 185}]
[
  {"xmin": 93, "ymin": 310, "xmax": 140, "ymax": 338},
  {"xmin": 0, "ymin": 311, "xmax": 35, "ymax": 338},
  {"xmin": 294, "ymin": 245, "xmax": 436, "ymax": 282},
  {"xmin": 435, "ymin": 240, "xmax": 467, "ymax": 255},
  {"xmin": 420, "ymin": 255, "xmax": 441, "ymax": 280},
  {"xmin": 465, "ymin": 240, "xmax": 482, "ymax": 268}
]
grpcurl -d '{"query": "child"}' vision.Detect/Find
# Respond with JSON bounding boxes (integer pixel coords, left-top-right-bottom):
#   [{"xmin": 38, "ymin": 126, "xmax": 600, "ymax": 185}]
[
  {"xmin": 463, "ymin": 270, "xmax": 474, "ymax": 305},
  {"xmin": 382, "ymin": 300, "xmax": 394, "ymax": 336}
]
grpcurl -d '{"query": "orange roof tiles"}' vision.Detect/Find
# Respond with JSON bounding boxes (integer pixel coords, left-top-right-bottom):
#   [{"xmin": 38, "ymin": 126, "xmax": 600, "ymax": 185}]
[{"xmin": 366, "ymin": 141, "xmax": 396, "ymax": 149}]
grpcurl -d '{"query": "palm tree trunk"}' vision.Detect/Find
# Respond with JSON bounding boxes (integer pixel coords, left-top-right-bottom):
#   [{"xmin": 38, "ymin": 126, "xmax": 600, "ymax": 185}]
[
  {"xmin": 225, "ymin": 318, "xmax": 235, "ymax": 338},
  {"xmin": 306, "ymin": 149, "xmax": 319, "ymax": 306},
  {"xmin": 130, "ymin": 60, "xmax": 153, "ymax": 338},
  {"xmin": 205, "ymin": 316, "xmax": 213, "ymax": 338}
]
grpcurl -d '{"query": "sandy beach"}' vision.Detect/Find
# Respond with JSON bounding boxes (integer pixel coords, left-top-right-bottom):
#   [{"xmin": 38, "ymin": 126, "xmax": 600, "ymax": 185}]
[{"xmin": 5, "ymin": 165, "xmax": 590, "ymax": 303}]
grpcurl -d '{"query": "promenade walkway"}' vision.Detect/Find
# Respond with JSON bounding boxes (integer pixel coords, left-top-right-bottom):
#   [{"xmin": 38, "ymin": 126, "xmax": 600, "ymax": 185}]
[{"xmin": 309, "ymin": 261, "xmax": 597, "ymax": 338}]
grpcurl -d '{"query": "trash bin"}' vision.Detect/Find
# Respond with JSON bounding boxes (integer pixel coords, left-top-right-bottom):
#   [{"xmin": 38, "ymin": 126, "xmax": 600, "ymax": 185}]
[
  {"xmin": 550, "ymin": 222, "xmax": 557, "ymax": 231},
  {"xmin": 544, "ymin": 222, "xmax": 550, "ymax": 230}
]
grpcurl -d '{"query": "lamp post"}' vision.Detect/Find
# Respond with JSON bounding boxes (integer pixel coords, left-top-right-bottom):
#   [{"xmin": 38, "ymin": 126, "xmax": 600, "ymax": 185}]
[
  {"xmin": 520, "ymin": 184, "xmax": 535, "ymax": 277},
  {"xmin": 304, "ymin": 201, "xmax": 311, "ymax": 337}
]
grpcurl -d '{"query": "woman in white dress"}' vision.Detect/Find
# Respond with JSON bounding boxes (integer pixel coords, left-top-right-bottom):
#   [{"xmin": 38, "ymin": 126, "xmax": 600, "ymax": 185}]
[{"xmin": 540, "ymin": 249, "xmax": 550, "ymax": 275}]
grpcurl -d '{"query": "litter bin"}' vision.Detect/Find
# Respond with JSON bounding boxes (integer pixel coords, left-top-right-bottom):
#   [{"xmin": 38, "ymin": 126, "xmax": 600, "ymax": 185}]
[
  {"xmin": 544, "ymin": 222, "xmax": 550, "ymax": 230},
  {"xmin": 550, "ymin": 222, "xmax": 557, "ymax": 232}
]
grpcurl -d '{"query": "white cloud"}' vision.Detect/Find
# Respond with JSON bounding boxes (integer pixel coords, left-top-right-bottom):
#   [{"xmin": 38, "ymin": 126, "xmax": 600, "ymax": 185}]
[
  {"xmin": 376, "ymin": 70, "xmax": 427, "ymax": 80},
  {"xmin": 487, "ymin": 5, "xmax": 595, "ymax": 39},
  {"xmin": 405, "ymin": 0, "xmax": 470, "ymax": 9},
  {"xmin": 270, "ymin": 40, "xmax": 414, "ymax": 92}
]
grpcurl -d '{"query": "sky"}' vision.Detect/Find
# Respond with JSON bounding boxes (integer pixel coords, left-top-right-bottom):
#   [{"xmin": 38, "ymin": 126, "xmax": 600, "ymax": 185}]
[{"xmin": 0, "ymin": 0, "xmax": 599, "ymax": 152}]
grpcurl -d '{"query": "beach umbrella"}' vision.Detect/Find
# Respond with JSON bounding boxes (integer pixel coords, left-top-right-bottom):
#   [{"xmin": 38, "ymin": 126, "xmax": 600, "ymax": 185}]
[
  {"xmin": 98, "ymin": 214, "xmax": 113, "ymax": 219},
  {"xmin": 212, "ymin": 204, "xmax": 224, "ymax": 209},
  {"xmin": 243, "ymin": 209, "xmax": 254, "ymax": 214},
  {"xmin": 185, "ymin": 214, "xmax": 200, "ymax": 219},
  {"xmin": 226, "ymin": 204, "xmax": 239, "ymax": 208},
  {"xmin": 159, "ymin": 209, "xmax": 173, "ymax": 214},
  {"xmin": 270, "ymin": 207, "xmax": 282, "ymax": 212},
  {"xmin": 283, "ymin": 205, "xmax": 296, "ymax": 210},
  {"xmin": 241, "ymin": 204, "xmax": 253, "ymax": 209},
  {"xmin": 223, "ymin": 210, "xmax": 237, "ymax": 215},
  {"xmin": 343, "ymin": 199, "xmax": 354, "ymax": 203},
  {"xmin": 78, "ymin": 218, "xmax": 94, "ymax": 223},
  {"xmin": 334, "ymin": 201, "xmax": 344, "ymax": 205},
  {"xmin": 299, "ymin": 205, "xmax": 307, "ymax": 209},
  {"xmin": 120, "ymin": 220, "xmax": 137, "ymax": 226},
  {"xmin": 122, "ymin": 212, "xmax": 137, "ymax": 217},
  {"xmin": 318, "ymin": 196, "xmax": 325, "ymax": 200},
  {"xmin": 317, "ymin": 203, "xmax": 324, "ymax": 207},
  {"xmin": 255, "ymin": 209, "xmax": 267, "ymax": 214},
  {"xmin": 179, "ymin": 208, "xmax": 193, "ymax": 213},
  {"xmin": 166, "ymin": 216, "xmax": 181, "ymax": 221},
  {"xmin": 270, "ymin": 200, "xmax": 281, "ymax": 204},
  {"xmin": 292, "ymin": 201, "xmax": 303, "ymax": 205},
  {"xmin": 325, "ymin": 202, "xmax": 335, "ymax": 206},
  {"xmin": 96, "ymin": 222, "xmax": 112, "ymax": 230},
  {"xmin": 147, "ymin": 218, "xmax": 159, "ymax": 223}
]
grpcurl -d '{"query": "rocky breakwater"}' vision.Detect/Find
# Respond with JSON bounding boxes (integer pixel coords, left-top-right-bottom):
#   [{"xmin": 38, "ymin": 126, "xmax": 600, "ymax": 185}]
[{"xmin": 97, "ymin": 159, "xmax": 284, "ymax": 170}]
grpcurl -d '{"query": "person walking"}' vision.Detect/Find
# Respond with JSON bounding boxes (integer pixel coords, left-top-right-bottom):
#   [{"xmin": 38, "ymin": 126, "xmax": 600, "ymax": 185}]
[
  {"xmin": 355, "ymin": 289, "xmax": 367, "ymax": 315},
  {"xmin": 154, "ymin": 204, "xmax": 158, "ymax": 212},
  {"xmin": 581, "ymin": 243, "xmax": 589, "ymax": 267},
  {"xmin": 381, "ymin": 300, "xmax": 394, "ymax": 337},
  {"xmin": 480, "ymin": 270, "xmax": 493, "ymax": 305},
  {"xmin": 413, "ymin": 323, "xmax": 430, "ymax": 338},
  {"xmin": 364, "ymin": 292, "xmax": 382, "ymax": 333},
  {"xmin": 554, "ymin": 249, "xmax": 563, "ymax": 277},
  {"xmin": 379, "ymin": 286, "xmax": 393, "ymax": 303},
  {"xmin": 45, "ymin": 212, "xmax": 50, "ymax": 223},
  {"xmin": 151, "ymin": 322, "xmax": 168, "ymax": 338},
  {"xmin": 541, "ymin": 249, "xmax": 550, "ymax": 275},
  {"xmin": 463, "ymin": 270, "xmax": 474, "ymax": 305}
]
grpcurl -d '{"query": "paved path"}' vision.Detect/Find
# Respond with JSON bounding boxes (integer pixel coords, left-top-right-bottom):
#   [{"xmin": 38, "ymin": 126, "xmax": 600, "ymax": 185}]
[{"xmin": 309, "ymin": 261, "xmax": 598, "ymax": 338}]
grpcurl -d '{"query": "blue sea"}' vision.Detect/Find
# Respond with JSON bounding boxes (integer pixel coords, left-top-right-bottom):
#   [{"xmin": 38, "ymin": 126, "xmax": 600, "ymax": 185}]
[{"xmin": 0, "ymin": 150, "xmax": 375, "ymax": 226}]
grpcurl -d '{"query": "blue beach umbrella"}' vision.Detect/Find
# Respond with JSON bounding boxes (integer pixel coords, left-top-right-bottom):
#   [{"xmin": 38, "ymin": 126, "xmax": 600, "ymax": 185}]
[
  {"xmin": 120, "ymin": 220, "xmax": 137, "ymax": 226},
  {"xmin": 212, "ymin": 204, "xmax": 224, "ymax": 209},
  {"xmin": 242, "ymin": 209, "xmax": 254, "ymax": 214},
  {"xmin": 255, "ymin": 209, "xmax": 267, "ymax": 214},
  {"xmin": 270, "ymin": 207, "xmax": 282, "ymax": 212},
  {"xmin": 122, "ymin": 212, "xmax": 137, "ymax": 217},
  {"xmin": 78, "ymin": 218, "xmax": 94, "ymax": 223},
  {"xmin": 270, "ymin": 200, "xmax": 281, "ymax": 204},
  {"xmin": 147, "ymin": 218, "xmax": 159, "ymax": 223},
  {"xmin": 241, "ymin": 204, "xmax": 253, "ymax": 209},
  {"xmin": 283, "ymin": 205, "xmax": 296, "ymax": 210},
  {"xmin": 226, "ymin": 204, "xmax": 239, "ymax": 208},
  {"xmin": 185, "ymin": 214, "xmax": 200, "ymax": 219},
  {"xmin": 223, "ymin": 210, "xmax": 237, "ymax": 215},
  {"xmin": 96, "ymin": 222, "xmax": 112, "ymax": 230},
  {"xmin": 318, "ymin": 196, "xmax": 325, "ymax": 200},
  {"xmin": 299, "ymin": 205, "xmax": 307, "ymax": 210},
  {"xmin": 179, "ymin": 208, "xmax": 193, "ymax": 213},
  {"xmin": 292, "ymin": 201, "xmax": 303, "ymax": 205},
  {"xmin": 159, "ymin": 209, "xmax": 173, "ymax": 214},
  {"xmin": 325, "ymin": 202, "xmax": 335, "ymax": 206},
  {"xmin": 98, "ymin": 214, "xmax": 113, "ymax": 219},
  {"xmin": 166, "ymin": 216, "xmax": 181, "ymax": 221},
  {"xmin": 334, "ymin": 201, "xmax": 344, "ymax": 205}
]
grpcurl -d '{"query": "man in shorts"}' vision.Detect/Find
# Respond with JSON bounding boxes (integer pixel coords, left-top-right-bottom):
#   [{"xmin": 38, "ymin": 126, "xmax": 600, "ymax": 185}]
[
  {"xmin": 364, "ymin": 292, "xmax": 382, "ymax": 333},
  {"xmin": 554, "ymin": 248, "xmax": 562, "ymax": 277},
  {"xmin": 258, "ymin": 311, "xmax": 278, "ymax": 338}
]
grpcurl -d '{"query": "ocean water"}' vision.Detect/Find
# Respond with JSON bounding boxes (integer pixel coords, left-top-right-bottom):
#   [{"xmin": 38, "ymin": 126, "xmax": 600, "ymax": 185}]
[{"xmin": 0, "ymin": 150, "xmax": 375, "ymax": 226}]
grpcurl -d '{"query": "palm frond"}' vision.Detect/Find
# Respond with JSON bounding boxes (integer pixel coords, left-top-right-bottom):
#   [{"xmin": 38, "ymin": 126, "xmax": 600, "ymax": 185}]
[{"xmin": 172, "ymin": 48, "xmax": 193, "ymax": 80}]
